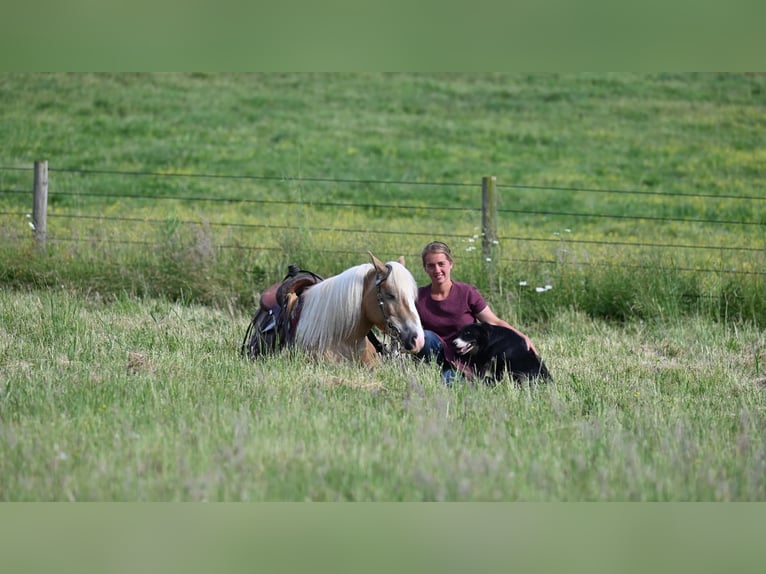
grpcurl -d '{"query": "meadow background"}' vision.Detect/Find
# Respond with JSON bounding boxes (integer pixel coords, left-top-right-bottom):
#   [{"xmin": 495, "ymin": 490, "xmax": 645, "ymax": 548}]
[{"xmin": 1, "ymin": 73, "xmax": 765, "ymax": 500}]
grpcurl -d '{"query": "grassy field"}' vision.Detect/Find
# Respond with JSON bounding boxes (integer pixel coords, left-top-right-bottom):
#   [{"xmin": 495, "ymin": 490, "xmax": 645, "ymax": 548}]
[
  {"xmin": 1, "ymin": 288, "xmax": 764, "ymax": 500},
  {"xmin": 1, "ymin": 73, "xmax": 765, "ymax": 500},
  {"xmin": 1, "ymin": 73, "xmax": 764, "ymax": 320}
]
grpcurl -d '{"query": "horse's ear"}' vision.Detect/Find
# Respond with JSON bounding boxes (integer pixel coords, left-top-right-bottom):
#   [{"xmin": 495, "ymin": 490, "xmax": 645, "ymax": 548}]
[
  {"xmin": 368, "ymin": 251, "xmax": 387, "ymax": 273},
  {"xmin": 397, "ymin": 256, "xmax": 406, "ymax": 266}
]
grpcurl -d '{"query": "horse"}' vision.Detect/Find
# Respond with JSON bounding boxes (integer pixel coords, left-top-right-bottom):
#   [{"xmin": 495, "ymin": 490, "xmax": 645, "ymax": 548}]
[{"xmin": 293, "ymin": 253, "xmax": 425, "ymax": 365}]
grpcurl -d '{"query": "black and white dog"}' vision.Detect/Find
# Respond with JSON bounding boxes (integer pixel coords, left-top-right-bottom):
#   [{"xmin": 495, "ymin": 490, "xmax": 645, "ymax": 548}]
[{"xmin": 453, "ymin": 323, "xmax": 551, "ymax": 385}]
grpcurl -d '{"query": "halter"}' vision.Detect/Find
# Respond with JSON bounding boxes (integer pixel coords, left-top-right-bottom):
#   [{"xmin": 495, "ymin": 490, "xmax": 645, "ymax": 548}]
[{"xmin": 374, "ymin": 263, "xmax": 403, "ymax": 351}]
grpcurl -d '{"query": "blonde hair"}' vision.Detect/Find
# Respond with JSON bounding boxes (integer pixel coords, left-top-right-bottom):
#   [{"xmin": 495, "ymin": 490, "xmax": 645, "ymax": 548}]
[{"xmin": 421, "ymin": 241, "xmax": 453, "ymax": 266}]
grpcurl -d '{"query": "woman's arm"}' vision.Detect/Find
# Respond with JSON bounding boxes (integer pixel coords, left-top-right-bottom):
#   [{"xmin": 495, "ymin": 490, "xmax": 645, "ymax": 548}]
[{"xmin": 474, "ymin": 306, "xmax": 539, "ymax": 355}]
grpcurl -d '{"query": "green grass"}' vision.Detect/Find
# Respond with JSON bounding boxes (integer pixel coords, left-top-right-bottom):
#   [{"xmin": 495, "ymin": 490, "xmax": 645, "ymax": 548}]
[
  {"xmin": 1, "ymin": 74, "xmax": 765, "ymax": 500},
  {"xmin": 1, "ymin": 288, "xmax": 765, "ymax": 501},
  {"xmin": 1, "ymin": 73, "xmax": 763, "ymax": 324}
]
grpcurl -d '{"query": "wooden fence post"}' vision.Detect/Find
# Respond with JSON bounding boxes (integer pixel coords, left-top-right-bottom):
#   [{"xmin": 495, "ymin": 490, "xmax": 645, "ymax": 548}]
[
  {"xmin": 33, "ymin": 160, "xmax": 48, "ymax": 249},
  {"xmin": 482, "ymin": 175, "xmax": 497, "ymax": 289},
  {"xmin": 481, "ymin": 175, "xmax": 497, "ymax": 257}
]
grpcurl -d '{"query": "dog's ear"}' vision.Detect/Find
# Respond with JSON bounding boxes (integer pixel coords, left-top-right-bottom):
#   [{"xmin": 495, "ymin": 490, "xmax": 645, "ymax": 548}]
[{"xmin": 397, "ymin": 256, "xmax": 406, "ymax": 266}]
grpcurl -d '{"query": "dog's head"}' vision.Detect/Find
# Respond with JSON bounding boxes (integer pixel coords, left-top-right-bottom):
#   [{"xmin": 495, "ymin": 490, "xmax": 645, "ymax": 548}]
[{"xmin": 453, "ymin": 323, "xmax": 489, "ymax": 357}]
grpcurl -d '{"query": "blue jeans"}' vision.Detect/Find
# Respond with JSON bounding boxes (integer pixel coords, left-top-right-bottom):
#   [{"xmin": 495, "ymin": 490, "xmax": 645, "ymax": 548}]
[
  {"xmin": 415, "ymin": 330, "xmax": 445, "ymax": 364},
  {"xmin": 415, "ymin": 330, "xmax": 456, "ymax": 386}
]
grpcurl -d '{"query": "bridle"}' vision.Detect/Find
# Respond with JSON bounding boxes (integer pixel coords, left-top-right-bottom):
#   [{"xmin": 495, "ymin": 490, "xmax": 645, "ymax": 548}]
[{"xmin": 374, "ymin": 263, "xmax": 403, "ymax": 352}]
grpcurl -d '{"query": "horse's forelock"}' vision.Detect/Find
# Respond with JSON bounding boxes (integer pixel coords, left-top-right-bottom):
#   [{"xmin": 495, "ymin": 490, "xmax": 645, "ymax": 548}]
[{"xmin": 385, "ymin": 260, "xmax": 418, "ymax": 299}]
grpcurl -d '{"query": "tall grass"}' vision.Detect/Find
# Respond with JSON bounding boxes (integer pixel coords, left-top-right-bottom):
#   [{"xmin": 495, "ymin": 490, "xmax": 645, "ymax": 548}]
[
  {"xmin": 1, "ymin": 289, "xmax": 765, "ymax": 501},
  {"xmin": 1, "ymin": 74, "xmax": 765, "ymax": 500},
  {"xmin": 1, "ymin": 223, "xmax": 764, "ymax": 328}
]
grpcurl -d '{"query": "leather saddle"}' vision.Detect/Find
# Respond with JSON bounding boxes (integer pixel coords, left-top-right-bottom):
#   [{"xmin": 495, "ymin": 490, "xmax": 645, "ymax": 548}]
[{"xmin": 241, "ymin": 264, "xmax": 323, "ymax": 360}]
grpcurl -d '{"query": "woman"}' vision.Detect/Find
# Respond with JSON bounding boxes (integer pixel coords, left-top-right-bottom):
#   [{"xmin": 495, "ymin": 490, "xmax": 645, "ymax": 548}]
[{"xmin": 414, "ymin": 241, "xmax": 537, "ymax": 383}]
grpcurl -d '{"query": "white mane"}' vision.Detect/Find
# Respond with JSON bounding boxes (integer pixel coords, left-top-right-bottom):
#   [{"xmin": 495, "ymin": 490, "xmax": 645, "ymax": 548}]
[{"xmin": 294, "ymin": 263, "xmax": 369, "ymax": 353}]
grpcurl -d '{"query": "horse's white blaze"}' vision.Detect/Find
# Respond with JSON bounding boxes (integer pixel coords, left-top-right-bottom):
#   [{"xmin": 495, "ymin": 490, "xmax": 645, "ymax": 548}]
[{"xmin": 380, "ymin": 261, "xmax": 425, "ymax": 353}]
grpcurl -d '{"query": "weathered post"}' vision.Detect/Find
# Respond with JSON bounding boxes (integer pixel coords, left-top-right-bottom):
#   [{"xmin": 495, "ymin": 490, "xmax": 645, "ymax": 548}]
[
  {"xmin": 482, "ymin": 175, "xmax": 497, "ymax": 290},
  {"xmin": 33, "ymin": 160, "xmax": 48, "ymax": 249}
]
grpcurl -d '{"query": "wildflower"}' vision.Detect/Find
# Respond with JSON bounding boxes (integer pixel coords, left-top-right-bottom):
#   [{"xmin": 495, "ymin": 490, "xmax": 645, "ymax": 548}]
[
  {"xmin": 535, "ymin": 287, "xmax": 546, "ymax": 293},
  {"xmin": 53, "ymin": 443, "xmax": 68, "ymax": 461},
  {"xmin": 519, "ymin": 281, "xmax": 528, "ymax": 286},
  {"xmin": 545, "ymin": 285, "xmax": 553, "ymax": 291},
  {"xmin": 485, "ymin": 257, "xmax": 491, "ymax": 262},
  {"xmin": 465, "ymin": 246, "xmax": 476, "ymax": 252},
  {"xmin": 28, "ymin": 221, "xmax": 35, "ymax": 230}
]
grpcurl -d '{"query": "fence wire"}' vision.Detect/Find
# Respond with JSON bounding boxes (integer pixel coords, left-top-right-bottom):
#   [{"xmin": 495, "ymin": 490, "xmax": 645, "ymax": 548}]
[{"xmin": 1, "ymin": 165, "xmax": 763, "ymax": 278}]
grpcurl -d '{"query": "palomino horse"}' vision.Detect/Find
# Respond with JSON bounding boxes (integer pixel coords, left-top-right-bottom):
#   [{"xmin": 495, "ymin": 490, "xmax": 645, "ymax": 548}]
[{"xmin": 293, "ymin": 253, "xmax": 425, "ymax": 365}]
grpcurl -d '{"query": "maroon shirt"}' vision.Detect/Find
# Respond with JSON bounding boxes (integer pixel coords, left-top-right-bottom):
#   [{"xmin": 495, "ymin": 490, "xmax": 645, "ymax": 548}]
[{"xmin": 416, "ymin": 281, "xmax": 487, "ymax": 363}]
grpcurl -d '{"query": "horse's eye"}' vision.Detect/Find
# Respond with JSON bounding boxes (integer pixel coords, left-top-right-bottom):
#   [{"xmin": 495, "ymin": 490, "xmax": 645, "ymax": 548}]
[{"xmin": 385, "ymin": 292, "xmax": 397, "ymax": 301}]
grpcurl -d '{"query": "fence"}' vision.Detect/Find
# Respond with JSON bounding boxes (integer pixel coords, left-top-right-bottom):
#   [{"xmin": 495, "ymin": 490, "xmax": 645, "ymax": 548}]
[{"xmin": 1, "ymin": 161, "xmax": 764, "ymax": 282}]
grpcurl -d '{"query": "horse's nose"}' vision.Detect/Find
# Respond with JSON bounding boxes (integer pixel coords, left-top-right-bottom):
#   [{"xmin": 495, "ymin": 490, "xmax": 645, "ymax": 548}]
[{"xmin": 402, "ymin": 329, "xmax": 425, "ymax": 353}]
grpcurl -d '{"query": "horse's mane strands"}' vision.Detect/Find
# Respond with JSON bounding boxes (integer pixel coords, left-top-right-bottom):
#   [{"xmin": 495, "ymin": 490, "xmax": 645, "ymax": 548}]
[
  {"xmin": 295, "ymin": 263, "xmax": 369, "ymax": 351},
  {"xmin": 386, "ymin": 260, "xmax": 419, "ymax": 308}
]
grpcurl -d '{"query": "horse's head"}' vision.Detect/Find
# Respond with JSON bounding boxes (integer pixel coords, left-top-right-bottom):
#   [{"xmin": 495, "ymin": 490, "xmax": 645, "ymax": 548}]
[{"xmin": 367, "ymin": 252, "xmax": 425, "ymax": 354}]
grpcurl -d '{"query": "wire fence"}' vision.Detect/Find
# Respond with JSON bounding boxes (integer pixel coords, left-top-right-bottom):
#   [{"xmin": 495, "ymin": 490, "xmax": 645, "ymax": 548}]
[{"xmin": 1, "ymin": 163, "xmax": 764, "ymax": 278}]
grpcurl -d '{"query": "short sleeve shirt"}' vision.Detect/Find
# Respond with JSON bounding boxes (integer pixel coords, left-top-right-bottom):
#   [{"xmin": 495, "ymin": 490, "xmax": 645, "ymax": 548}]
[{"xmin": 416, "ymin": 281, "xmax": 488, "ymax": 345}]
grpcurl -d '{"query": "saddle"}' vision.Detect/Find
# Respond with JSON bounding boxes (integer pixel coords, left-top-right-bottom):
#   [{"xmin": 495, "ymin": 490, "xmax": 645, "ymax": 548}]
[{"xmin": 241, "ymin": 264, "xmax": 324, "ymax": 360}]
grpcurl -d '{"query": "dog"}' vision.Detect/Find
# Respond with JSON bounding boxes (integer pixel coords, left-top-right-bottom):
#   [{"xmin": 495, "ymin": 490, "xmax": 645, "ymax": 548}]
[{"xmin": 453, "ymin": 323, "xmax": 551, "ymax": 385}]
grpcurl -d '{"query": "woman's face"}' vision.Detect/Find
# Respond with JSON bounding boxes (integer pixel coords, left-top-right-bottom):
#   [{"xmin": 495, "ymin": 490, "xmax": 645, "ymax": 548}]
[{"xmin": 423, "ymin": 252, "xmax": 453, "ymax": 286}]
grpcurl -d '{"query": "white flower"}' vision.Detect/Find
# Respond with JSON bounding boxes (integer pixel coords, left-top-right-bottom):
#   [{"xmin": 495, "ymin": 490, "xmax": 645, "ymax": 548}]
[
  {"xmin": 465, "ymin": 246, "xmax": 476, "ymax": 251},
  {"xmin": 28, "ymin": 221, "xmax": 35, "ymax": 230},
  {"xmin": 535, "ymin": 287, "xmax": 546, "ymax": 293},
  {"xmin": 519, "ymin": 281, "xmax": 528, "ymax": 286},
  {"xmin": 467, "ymin": 237, "xmax": 475, "ymax": 243},
  {"xmin": 485, "ymin": 258, "xmax": 491, "ymax": 262},
  {"xmin": 545, "ymin": 285, "xmax": 553, "ymax": 291},
  {"xmin": 53, "ymin": 443, "xmax": 68, "ymax": 461}
]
